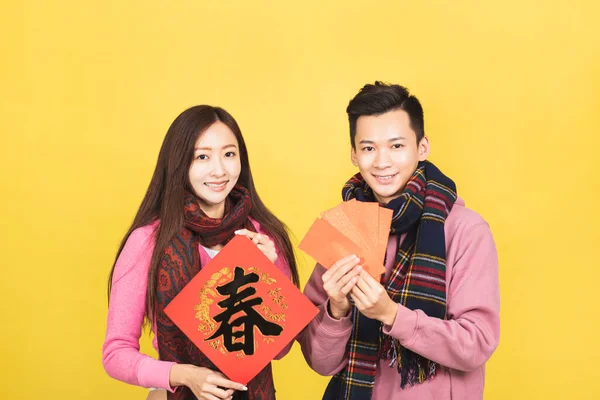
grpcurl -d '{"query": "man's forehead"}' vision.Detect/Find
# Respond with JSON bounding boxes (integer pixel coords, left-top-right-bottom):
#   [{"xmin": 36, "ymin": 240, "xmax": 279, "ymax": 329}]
[{"xmin": 355, "ymin": 110, "xmax": 415, "ymax": 141}]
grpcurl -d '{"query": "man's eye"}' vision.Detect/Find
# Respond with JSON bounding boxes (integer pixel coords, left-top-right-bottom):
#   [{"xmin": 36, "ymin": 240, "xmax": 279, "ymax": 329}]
[
  {"xmin": 392, "ymin": 144, "xmax": 404, "ymax": 149},
  {"xmin": 363, "ymin": 146, "xmax": 374, "ymax": 152}
]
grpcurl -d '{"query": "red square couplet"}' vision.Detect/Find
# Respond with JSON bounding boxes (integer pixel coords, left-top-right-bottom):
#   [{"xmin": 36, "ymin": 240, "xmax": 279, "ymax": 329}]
[{"xmin": 165, "ymin": 235, "xmax": 318, "ymax": 384}]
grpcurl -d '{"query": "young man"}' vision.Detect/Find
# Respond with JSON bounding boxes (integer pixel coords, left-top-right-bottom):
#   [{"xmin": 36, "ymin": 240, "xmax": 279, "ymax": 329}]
[{"xmin": 298, "ymin": 82, "xmax": 500, "ymax": 400}]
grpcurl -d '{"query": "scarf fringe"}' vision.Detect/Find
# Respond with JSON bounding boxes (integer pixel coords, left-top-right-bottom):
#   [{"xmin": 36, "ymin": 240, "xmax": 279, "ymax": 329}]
[{"xmin": 379, "ymin": 334, "xmax": 438, "ymax": 389}]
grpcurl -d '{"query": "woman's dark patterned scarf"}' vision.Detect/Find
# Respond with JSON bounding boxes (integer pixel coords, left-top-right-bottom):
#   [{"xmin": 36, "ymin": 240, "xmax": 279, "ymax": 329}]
[
  {"xmin": 323, "ymin": 161, "xmax": 457, "ymax": 400},
  {"xmin": 156, "ymin": 186, "xmax": 275, "ymax": 400}
]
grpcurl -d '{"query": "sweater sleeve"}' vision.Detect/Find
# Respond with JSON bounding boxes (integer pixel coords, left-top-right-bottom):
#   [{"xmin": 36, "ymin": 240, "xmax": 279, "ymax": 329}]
[
  {"xmin": 382, "ymin": 222, "xmax": 500, "ymax": 372},
  {"xmin": 297, "ymin": 263, "xmax": 353, "ymax": 376},
  {"xmin": 102, "ymin": 227, "xmax": 176, "ymax": 391}
]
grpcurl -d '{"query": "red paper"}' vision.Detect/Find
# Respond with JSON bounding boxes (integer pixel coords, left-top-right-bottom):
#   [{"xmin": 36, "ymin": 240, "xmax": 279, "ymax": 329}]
[
  {"xmin": 339, "ymin": 200, "xmax": 383, "ymax": 265},
  {"xmin": 321, "ymin": 206, "xmax": 371, "ymax": 255},
  {"xmin": 298, "ymin": 217, "xmax": 386, "ymax": 277},
  {"xmin": 299, "ymin": 200, "xmax": 393, "ymax": 278},
  {"xmin": 164, "ymin": 235, "xmax": 318, "ymax": 385}
]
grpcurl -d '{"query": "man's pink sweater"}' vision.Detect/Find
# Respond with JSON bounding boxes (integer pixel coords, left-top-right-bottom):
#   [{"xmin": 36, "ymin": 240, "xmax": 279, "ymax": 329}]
[{"xmin": 297, "ymin": 198, "xmax": 500, "ymax": 400}]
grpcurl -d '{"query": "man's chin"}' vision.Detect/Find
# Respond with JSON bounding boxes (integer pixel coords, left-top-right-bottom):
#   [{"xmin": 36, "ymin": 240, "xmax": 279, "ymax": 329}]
[{"xmin": 371, "ymin": 186, "xmax": 405, "ymax": 204}]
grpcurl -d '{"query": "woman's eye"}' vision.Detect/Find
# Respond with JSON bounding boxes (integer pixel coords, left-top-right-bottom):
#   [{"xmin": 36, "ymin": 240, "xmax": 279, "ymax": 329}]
[
  {"xmin": 196, "ymin": 154, "xmax": 208, "ymax": 160},
  {"xmin": 225, "ymin": 151, "xmax": 236, "ymax": 157}
]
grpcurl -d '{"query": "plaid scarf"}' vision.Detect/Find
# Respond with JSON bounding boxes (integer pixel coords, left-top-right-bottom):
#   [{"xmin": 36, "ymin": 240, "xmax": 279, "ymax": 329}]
[
  {"xmin": 323, "ymin": 161, "xmax": 457, "ymax": 400},
  {"xmin": 155, "ymin": 186, "xmax": 276, "ymax": 400}
]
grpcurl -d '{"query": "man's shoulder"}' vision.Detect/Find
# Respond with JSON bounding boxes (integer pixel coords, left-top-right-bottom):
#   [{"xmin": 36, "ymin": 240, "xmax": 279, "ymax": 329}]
[{"xmin": 445, "ymin": 197, "xmax": 490, "ymax": 238}]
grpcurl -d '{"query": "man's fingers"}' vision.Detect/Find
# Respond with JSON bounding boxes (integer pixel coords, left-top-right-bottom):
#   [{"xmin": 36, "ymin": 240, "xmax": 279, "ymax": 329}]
[
  {"xmin": 354, "ymin": 275, "xmax": 373, "ymax": 299},
  {"xmin": 328, "ymin": 258, "xmax": 361, "ymax": 284},
  {"xmin": 350, "ymin": 293, "xmax": 363, "ymax": 310},
  {"xmin": 359, "ymin": 270, "xmax": 386, "ymax": 302},
  {"xmin": 323, "ymin": 255, "xmax": 359, "ymax": 281},
  {"xmin": 351, "ymin": 285, "xmax": 370, "ymax": 307},
  {"xmin": 359, "ymin": 269, "xmax": 381, "ymax": 291},
  {"xmin": 324, "ymin": 264, "xmax": 362, "ymax": 300},
  {"xmin": 337, "ymin": 265, "xmax": 362, "ymax": 288},
  {"xmin": 340, "ymin": 276, "xmax": 358, "ymax": 295}
]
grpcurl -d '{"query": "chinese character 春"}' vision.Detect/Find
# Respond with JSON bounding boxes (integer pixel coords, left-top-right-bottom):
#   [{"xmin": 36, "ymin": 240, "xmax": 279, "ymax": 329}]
[{"xmin": 207, "ymin": 266, "xmax": 283, "ymax": 355}]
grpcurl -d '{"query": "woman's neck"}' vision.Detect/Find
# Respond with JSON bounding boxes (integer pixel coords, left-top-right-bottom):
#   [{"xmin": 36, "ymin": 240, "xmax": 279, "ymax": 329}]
[{"xmin": 197, "ymin": 199, "xmax": 226, "ymax": 250}]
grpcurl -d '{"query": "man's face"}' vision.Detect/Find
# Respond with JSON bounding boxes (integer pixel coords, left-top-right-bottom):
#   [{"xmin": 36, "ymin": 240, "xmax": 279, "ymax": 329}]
[{"xmin": 351, "ymin": 109, "xmax": 430, "ymax": 204}]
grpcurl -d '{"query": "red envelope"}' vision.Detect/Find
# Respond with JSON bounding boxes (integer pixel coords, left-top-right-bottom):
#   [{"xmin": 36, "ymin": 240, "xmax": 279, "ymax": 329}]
[
  {"xmin": 298, "ymin": 217, "xmax": 386, "ymax": 277},
  {"xmin": 321, "ymin": 206, "xmax": 371, "ymax": 256},
  {"xmin": 164, "ymin": 235, "xmax": 318, "ymax": 385},
  {"xmin": 340, "ymin": 200, "xmax": 378, "ymax": 244},
  {"xmin": 299, "ymin": 200, "xmax": 394, "ymax": 278}
]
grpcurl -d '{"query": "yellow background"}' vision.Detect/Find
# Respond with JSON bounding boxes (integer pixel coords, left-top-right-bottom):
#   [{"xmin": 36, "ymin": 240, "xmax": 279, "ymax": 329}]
[{"xmin": 2, "ymin": 1, "xmax": 599, "ymax": 399}]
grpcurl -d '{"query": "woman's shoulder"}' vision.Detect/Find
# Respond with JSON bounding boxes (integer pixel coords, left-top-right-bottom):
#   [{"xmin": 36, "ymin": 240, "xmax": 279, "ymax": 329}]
[
  {"xmin": 128, "ymin": 221, "xmax": 159, "ymax": 245},
  {"xmin": 111, "ymin": 221, "xmax": 159, "ymax": 283},
  {"xmin": 248, "ymin": 217, "xmax": 262, "ymax": 233}
]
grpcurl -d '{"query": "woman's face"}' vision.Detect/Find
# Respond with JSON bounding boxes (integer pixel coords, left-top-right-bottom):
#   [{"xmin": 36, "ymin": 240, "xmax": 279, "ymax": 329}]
[{"xmin": 188, "ymin": 121, "xmax": 241, "ymax": 218}]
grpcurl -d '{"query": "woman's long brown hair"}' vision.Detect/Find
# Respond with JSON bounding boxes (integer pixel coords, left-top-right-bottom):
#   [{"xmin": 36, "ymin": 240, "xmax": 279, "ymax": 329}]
[{"xmin": 107, "ymin": 105, "xmax": 299, "ymax": 325}]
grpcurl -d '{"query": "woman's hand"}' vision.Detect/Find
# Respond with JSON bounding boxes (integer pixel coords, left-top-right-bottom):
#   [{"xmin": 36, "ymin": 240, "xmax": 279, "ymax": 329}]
[
  {"xmin": 170, "ymin": 364, "xmax": 247, "ymax": 400},
  {"xmin": 235, "ymin": 229, "xmax": 278, "ymax": 263}
]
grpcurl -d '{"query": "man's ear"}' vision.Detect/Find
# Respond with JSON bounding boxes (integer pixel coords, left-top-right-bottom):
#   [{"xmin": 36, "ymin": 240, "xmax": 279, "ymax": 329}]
[
  {"xmin": 351, "ymin": 146, "xmax": 358, "ymax": 166},
  {"xmin": 418, "ymin": 136, "xmax": 431, "ymax": 161}
]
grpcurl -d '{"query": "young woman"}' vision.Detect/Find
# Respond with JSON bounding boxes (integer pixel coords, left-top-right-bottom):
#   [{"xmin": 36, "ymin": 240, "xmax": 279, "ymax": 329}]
[{"xmin": 102, "ymin": 105, "xmax": 299, "ymax": 400}]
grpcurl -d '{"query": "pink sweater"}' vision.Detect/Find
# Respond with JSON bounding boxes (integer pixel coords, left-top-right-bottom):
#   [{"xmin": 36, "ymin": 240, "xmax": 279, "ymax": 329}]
[
  {"xmin": 297, "ymin": 198, "xmax": 500, "ymax": 400},
  {"xmin": 102, "ymin": 219, "xmax": 293, "ymax": 391}
]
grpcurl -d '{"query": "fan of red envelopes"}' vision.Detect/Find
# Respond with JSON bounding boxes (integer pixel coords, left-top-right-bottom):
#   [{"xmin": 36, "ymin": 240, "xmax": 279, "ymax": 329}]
[
  {"xmin": 164, "ymin": 235, "xmax": 318, "ymax": 385},
  {"xmin": 299, "ymin": 199, "xmax": 393, "ymax": 278}
]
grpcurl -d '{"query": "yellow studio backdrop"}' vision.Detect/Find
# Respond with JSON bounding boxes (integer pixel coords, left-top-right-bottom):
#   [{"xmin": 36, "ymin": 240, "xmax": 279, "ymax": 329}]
[{"xmin": 1, "ymin": 1, "xmax": 599, "ymax": 399}]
